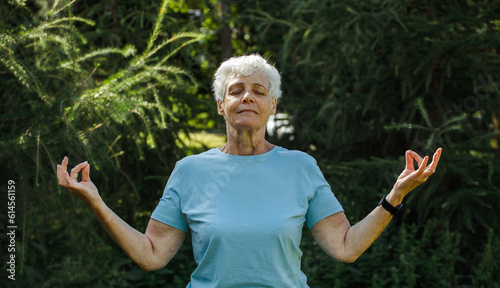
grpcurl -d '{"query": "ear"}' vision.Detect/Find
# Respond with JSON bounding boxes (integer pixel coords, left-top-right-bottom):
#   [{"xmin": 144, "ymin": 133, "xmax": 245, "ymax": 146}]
[
  {"xmin": 270, "ymin": 98, "xmax": 277, "ymax": 115},
  {"xmin": 217, "ymin": 100, "xmax": 225, "ymax": 116}
]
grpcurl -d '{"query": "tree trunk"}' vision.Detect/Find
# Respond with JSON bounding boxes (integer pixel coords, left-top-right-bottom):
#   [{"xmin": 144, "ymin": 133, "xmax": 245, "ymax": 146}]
[{"xmin": 218, "ymin": 0, "xmax": 233, "ymax": 60}]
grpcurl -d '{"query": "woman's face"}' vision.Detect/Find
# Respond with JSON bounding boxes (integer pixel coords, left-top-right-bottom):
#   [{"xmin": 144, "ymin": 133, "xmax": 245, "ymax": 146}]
[{"xmin": 217, "ymin": 73, "xmax": 277, "ymax": 132}]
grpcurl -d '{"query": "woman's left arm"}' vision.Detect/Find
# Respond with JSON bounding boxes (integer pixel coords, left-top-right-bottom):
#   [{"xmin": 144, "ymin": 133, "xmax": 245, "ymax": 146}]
[{"xmin": 311, "ymin": 148, "xmax": 442, "ymax": 263}]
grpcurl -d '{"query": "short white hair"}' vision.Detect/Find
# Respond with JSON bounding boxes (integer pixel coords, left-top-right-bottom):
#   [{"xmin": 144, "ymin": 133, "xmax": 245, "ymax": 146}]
[{"xmin": 212, "ymin": 54, "xmax": 282, "ymax": 103}]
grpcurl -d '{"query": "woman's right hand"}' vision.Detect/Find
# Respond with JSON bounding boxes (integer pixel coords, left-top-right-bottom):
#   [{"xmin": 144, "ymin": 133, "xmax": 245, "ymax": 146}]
[{"xmin": 57, "ymin": 156, "xmax": 101, "ymax": 208}]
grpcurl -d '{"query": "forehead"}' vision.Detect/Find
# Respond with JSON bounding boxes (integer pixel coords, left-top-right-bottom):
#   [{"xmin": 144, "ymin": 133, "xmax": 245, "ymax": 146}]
[{"xmin": 226, "ymin": 73, "xmax": 270, "ymax": 89}]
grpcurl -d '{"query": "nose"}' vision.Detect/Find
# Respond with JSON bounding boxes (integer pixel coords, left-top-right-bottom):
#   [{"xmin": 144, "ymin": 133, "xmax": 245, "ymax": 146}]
[{"xmin": 241, "ymin": 91, "xmax": 255, "ymax": 103}]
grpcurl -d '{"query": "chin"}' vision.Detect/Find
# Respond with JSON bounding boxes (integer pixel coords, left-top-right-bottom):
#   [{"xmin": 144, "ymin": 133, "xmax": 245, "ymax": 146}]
[{"xmin": 232, "ymin": 121, "xmax": 264, "ymax": 130}]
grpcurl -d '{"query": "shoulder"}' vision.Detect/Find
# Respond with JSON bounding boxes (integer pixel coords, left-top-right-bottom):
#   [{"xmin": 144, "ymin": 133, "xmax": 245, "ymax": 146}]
[
  {"xmin": 175, "ymin": 148, "xmax": 220, "ymax": 168},
  {"xmin": 274, "ymin": 146, "xmax": 318, "ymax": 166},
  {"xmin": 166, "ymin": 149, "xmax": 220, "ymax": 185}
]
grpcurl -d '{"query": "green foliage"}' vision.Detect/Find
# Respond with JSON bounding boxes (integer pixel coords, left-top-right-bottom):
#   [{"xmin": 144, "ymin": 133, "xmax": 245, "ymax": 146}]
[
  {"xmin": 302, "ymin": 219, "xmax": 465, "ymax": 287},
  {"xmin": 2, "ymin": 0, "xmax": 499, "ymax": 287},
  {"xmin": 472, "ymin": 229, "xmax": 500, "ymax": 288},
  {"xmin": 1, "ymin": 0, "xmax": 204, "ymax": 286}
]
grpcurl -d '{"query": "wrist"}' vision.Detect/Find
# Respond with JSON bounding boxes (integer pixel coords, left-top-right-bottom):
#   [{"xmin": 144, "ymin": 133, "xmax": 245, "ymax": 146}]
[
  {"xmin": 378, "ymin": 194, "xmax": 403, "ymax": 216},
  {"xmin": 89, "ymin": 197, "xmax": 106, "ymax": 213},
  {"xmin": 386, "ymin": 190, "xmax": 404, "ymax": 207}
]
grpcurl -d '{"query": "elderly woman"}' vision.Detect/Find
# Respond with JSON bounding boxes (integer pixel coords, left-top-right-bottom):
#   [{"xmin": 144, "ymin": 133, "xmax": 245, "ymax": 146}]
[{"xmin": 57, "ymin": 54, "xmax": 442, "ymax": 287}]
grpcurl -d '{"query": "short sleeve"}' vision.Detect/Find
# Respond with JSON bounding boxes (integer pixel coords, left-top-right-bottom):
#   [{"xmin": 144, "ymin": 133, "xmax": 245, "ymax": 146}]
[
  {"xmin": 151, "ymin": 164, "xmax": 189, "ymax": 232},
  {"xmin": 306, "ymin": 186, "xmax": 343, "ymax": 229},
  {"xmin": 304, "ymin": 160, "xmax": 344, "ymax": 229}
]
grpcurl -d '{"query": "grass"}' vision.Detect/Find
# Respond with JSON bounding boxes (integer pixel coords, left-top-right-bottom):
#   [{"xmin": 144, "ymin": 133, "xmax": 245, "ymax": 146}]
[{"xmin": 177, "ymin": 131, "xmax": 226, "ymax": 153}]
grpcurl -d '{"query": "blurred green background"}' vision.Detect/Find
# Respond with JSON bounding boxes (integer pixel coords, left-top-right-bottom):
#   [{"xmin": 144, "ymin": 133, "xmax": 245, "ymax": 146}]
[{"xmin": 1, "ymin": 0, "xmax": 499, "ymax": 287}]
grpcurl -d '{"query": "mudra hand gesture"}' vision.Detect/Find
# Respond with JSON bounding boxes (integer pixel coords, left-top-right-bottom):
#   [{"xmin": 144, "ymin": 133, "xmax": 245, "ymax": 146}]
[
  {"xmin": 57, "ymin": 156, "xmax": 101, "ymax": 208},
  {"xmin": 391, "ymin": 148, "xmax": 443, "ymax": 202}
]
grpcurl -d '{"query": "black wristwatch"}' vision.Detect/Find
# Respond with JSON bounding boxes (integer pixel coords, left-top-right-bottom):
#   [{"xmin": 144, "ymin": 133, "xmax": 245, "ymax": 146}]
[{"xmin": 378, "ymin": 194, "xmax": 403, "ymax": 216}]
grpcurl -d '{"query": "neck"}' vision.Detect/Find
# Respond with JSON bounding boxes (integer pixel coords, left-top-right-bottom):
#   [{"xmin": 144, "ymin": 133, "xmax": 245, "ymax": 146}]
[{"xmin": 221, "ymin": 126, "xmax": 274, "ymax": 155}]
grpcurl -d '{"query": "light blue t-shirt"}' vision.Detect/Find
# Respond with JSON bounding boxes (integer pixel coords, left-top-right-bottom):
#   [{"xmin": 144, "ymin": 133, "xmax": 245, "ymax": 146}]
[{"xmin": 151, "ymin": 146, "xmax": 343, "ymax": 287}]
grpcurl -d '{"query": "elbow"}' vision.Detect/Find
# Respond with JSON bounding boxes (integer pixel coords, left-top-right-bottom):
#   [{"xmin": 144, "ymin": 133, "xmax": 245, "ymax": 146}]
[
  {"xmin": 137, "ymin": 260, "xmax": 166, "ymax": 272},
  {"xmin": 336, "ymin": 252, "xmax": 361, "ymax": 264},
  {"xmin": 340, "ymin": 256, "xmax": 359, "ymax": 264},
  {"xmin": 323, "ymin": 247, "xmax": 361, "ymax": 263},
  {"xmin": 140, "ymin": 265, "xmax": 158, "ymax": 272}
]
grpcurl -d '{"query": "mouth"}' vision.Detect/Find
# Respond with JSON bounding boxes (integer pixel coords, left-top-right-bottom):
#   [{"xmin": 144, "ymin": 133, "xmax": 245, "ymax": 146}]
[{"xmin": 237, "ymin": 109, "xmax": 257, "ymax": 114}]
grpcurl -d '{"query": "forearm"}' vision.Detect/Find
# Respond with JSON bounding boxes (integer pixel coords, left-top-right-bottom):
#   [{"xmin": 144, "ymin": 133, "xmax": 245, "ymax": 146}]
[
  {"xmin": 90, "ymin": 200, "xmax": 160, "ymax": 271},
  {"xmin": 57, "ymin": 158, "xmax": 184, "ymax": 271},
  {"xmin": 314, "ymin": 149, "xmax": 442, "ymax": 263},
  {"xmin": 343, "ymin": 190, "xmax": 402, "ymax": 261}
]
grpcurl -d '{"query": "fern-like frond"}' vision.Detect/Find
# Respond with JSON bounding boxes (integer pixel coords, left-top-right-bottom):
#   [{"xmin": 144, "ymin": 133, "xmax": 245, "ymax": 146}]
[
  {"xmin": 383, "ymin": 123, "xmax": 431, "ymax": 132},
  {"xmin": 142, "ymin": 32, "xmax": 204, "ymax": 62},
  {"xmin": 59, "ymin": 45, "xmax": 136, "ymax": 69},
  {"xmin": 47, "ymin": 0, "xmax": 77, "ymax": 19},
  {"xmin": 416, "ymin": 98, "xmax": 433, "ymax": 128},
  {"xmin": 18, "ymin": 29, "xmax": 75, "ymax": 56},
  {"xmin": 0, "ymin": 33, "xmax": 17, "ymax": 50},
  {"xmin": 0, "ymin": 51, "xmax": 49, "ymax": 103},
  {"xmin": 156, "ymin": 35, "xmax": 204, "ymax": 67},
  {"xmin": 38, "ymin": 17, "xmax": 95, "ymax": 31},
  {"xmin": 139, "ymin": 0, "xmax": 170, "ymax": 62}
]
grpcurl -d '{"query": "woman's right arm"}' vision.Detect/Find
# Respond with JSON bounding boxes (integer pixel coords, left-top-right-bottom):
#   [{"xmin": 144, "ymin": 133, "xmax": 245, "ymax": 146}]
[{"xmin": 57, "ymin": 157, "xmax": 187, "ymax": 271}]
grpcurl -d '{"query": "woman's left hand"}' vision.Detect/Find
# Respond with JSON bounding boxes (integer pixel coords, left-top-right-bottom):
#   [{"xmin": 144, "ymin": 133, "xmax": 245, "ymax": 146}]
[{"xmin": 392, "ymin": 148, "xmax": 443, "ymax": 199}]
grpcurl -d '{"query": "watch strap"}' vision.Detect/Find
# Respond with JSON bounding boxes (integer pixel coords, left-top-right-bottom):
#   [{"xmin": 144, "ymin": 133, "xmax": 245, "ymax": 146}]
[{"xmin": 378, "ymin": 194, "xmax": 403, "ymax": 215}]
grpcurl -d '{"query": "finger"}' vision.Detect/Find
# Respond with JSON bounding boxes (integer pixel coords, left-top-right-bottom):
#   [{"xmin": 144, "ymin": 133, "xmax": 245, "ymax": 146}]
[
  {"xmin": 63, "ymin": 170, "xmax": 77, "ymax": 188},
  {"xmin": 56, "ymin": 165, "xmax": 68, "ymax": 186},
  {"xmin": 435, "ymin": 147, "xmax": 443, "ymax": 163},
  {"xmin": 82, "ymin": 163, "xmax": 91, "ymax": 182},
  {"xmin": 405, "ymin": 150, "xmax": 414, "ymax": 170},
  {"xmin": 416, "ymin": 156, "xmax": 429, "ymax": 174},
  {"xmin": 61, "ymin": 156, "xmax": 68, "ymax": 171},
  {"xmin": 70, "ymin": 161, "xmax": 88, "ymax": 179},
  {"xmin": 426, "ymin": 147, "xmax": 443, "ymax": 173},
  {"xmin": 409, "ymin": 150, "xmax": 424, "ymax": 165}
]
